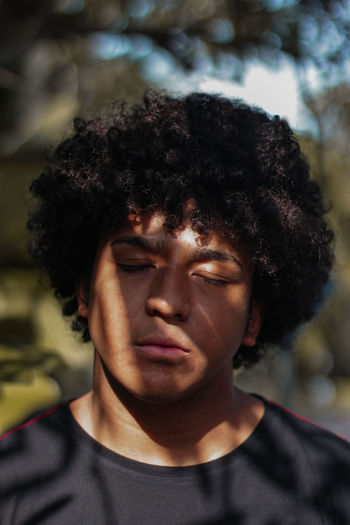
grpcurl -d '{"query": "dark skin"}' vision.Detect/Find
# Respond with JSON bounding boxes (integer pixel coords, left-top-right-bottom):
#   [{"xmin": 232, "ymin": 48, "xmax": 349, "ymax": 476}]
[{"xmin": 71, "ymin": 210, "xmax": 264, "ymax": 466}]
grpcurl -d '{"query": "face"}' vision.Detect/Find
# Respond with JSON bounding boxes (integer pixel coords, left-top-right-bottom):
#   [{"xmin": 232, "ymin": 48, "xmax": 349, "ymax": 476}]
[{"xmin": 78, "ymin": 212, "xmax": 262, "ymax": 404}]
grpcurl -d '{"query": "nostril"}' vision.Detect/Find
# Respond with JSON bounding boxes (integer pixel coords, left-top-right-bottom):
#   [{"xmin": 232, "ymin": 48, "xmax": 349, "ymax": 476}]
[
  {"xmin": 145, "ymin": 271, "xmax": 191, "ymax": 321},
  {"xmin": 146, "ymin": 295, "xmax": 189, "ymax": 321}
]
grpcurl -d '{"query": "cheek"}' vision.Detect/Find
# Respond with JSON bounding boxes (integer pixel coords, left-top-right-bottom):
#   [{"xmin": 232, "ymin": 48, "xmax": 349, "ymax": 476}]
[
  {"xmin": 195, "ymin": 290, "xmax": 250, "ymax": 348},
  {"xmin": 88, "ymin": 274, "xmax": 133, "ymax": 348}
]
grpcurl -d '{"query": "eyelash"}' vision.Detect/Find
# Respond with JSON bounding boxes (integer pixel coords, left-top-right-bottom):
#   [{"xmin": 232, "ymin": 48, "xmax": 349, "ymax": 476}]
[
  {"xmin": 117, "ymin": 264, "xmax": 152, "ymax": 273},
  {"xmin": 118, "ymin": 264, "xmax": 228, "ymax": 286},
  {"xmin": 199, "ymin": 275, "xmax": 228, "ymax": 287}
]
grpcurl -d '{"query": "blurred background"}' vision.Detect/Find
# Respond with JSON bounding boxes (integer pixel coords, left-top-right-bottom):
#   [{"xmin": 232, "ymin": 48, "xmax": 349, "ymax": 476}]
[{"xmin": 1, "ymin": 0, "xmax": 350, "ymax": 437}]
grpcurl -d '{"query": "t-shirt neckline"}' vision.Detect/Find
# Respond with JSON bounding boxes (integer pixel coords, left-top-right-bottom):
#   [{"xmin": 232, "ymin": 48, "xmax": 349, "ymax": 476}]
[{"xmin": 55, "ymin": 395, "xmax": 270, "ymax": 479}]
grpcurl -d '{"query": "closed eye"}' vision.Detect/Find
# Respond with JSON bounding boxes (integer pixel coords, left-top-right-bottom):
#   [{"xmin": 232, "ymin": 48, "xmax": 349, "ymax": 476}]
[
  {"xmin": 196, "ymin": 274, "xmax": 229, "ymax": 287},
  {"xmin": 117, "ymin": 263, "xmax": 153, "ymax": 273}
]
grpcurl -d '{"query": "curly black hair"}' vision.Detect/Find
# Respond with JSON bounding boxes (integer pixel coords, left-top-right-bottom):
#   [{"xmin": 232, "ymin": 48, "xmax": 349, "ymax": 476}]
[{"xmin": 28, "ymin": 89, "xmax": 334, "ymax": 368}]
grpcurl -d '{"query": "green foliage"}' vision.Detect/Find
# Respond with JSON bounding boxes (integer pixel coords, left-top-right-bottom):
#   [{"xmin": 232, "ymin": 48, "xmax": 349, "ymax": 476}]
[
  {"xmin": 0, "ymin": 268, "xmax": 65, "ymax": 381},
  {"xmin": 0, "ymin": 343, "xmax": 64, "ymax": 383},
  {"xmin": 1, "ymin": 0, "xmax": 350, "ymax": 154}
]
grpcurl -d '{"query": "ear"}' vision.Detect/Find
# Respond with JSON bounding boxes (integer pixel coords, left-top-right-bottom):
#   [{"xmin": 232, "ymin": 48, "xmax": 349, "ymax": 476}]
[
  {"xmin": 76, "ymin": 280, "xmax": 89, "ymax": 318},
  {"xmin": 242, "ymin": 300, "xmax": 264, "ymax": 347}
]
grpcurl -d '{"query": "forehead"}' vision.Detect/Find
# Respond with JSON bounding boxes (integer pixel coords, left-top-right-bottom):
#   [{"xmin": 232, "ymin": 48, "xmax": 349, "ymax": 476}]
[
  {"xmin": 115, "ymin": 211, "xmax": 220, "ymax": 243},
  {"xmin": 106, "ymin": 211, "xmax": 250, "ymax": 265}
]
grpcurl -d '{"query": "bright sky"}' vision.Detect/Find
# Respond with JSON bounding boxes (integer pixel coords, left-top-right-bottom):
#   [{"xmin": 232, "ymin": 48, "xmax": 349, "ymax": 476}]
[
  {"xmin": 163, "ymin": 58, "xmax": 318, "ymax": 135},
  {"xmin": 198, "ymin": 62, "xmax": 303, "ymax": 131},
  {"xmin": 91, "ymin": 30, "xmax": 320, "ymax": 136}
]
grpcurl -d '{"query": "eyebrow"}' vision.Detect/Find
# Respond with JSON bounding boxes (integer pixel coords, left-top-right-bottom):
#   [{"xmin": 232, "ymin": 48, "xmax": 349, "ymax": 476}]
[{"xmin": 111, "ymin": 235, "xmax": 243, "ymax": 268}]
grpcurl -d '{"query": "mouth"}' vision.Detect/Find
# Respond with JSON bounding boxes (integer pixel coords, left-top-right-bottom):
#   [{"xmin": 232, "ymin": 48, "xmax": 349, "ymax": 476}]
[{"xmin": 135, "ymin": 336, "xmax": 190, "ymax": 362}]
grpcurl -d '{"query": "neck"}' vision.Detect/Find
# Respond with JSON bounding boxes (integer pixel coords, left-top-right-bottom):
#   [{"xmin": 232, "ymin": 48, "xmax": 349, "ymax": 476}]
[{"xmin": 70, "ymin": 358, "xmax": 264, "ymax": 467}]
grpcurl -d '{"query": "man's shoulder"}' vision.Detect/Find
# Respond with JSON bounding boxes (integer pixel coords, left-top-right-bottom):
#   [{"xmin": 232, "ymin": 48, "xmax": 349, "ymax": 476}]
[
  {"xmin": 0, "ymin": 403, "xmax": 71, "ymax": 477},
  {"xmin": 265, "ymin": 399, "xmax": 350, "ymax": 451},
  {"xmin": 1, "ymin": 402, "xmax": 66, "ymax": 440},
  {"xmin": 262, "ymin": 399, "xmax": 350, "ymax": 488},
  {"xmin": 0, "ymin": 401, "xmax": 92, "ymax": 523}
]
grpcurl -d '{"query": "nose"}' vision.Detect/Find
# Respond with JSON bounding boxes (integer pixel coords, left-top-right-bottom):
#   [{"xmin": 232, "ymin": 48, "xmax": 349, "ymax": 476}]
[{"xmin": 145, "ymin": 268, "xmax": 190, "ymax": 321}]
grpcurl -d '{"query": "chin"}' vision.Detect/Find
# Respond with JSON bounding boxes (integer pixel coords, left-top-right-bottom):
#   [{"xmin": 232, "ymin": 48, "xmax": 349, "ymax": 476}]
[{"xmin": 121, "ymin": 379, "xmax": 186, "ymax": 403}]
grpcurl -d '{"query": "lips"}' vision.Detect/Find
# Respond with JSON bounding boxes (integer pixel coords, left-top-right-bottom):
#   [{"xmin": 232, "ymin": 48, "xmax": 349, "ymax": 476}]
[
  {"xmin": 137, "ymin": 336, "xmax": 189, "ymax": 351},
  {"xmin": 135, "ymin": 336, "xmax": 190, "ymax": 361}
]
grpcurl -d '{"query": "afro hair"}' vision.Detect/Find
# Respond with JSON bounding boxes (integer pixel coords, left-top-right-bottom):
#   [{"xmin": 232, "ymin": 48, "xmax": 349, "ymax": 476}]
[{"xmin": 28, "ymin": 90, "xmax": 334, "ymax": 368}]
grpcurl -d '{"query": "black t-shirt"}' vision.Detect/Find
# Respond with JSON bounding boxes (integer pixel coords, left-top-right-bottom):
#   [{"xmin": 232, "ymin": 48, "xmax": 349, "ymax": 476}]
[{"xmin": 1, "ymin": 398, "xmax": 350, "ymax": 524}]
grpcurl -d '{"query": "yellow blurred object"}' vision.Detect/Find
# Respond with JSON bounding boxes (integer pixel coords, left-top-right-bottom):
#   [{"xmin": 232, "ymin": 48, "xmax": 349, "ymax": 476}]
[
  {"xmin": 334, "ymin": 378, "xmax": 350, "ymax": 410},
  {"xmin": 0, "ymin": 372, "xmax": 61, "ymax": 434}
]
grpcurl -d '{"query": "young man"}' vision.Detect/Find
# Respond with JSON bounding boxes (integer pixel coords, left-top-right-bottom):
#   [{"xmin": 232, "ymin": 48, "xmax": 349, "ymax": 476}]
[{"xmin": 1, "ymin": 91, "xmax": 349, "ymax": 523}]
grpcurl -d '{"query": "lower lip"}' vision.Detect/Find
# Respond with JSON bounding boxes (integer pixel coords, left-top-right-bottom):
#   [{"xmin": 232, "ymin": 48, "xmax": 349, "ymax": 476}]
[{"xmin": 135, "ymin": 344, "xmax": 188, "ymax": 362}]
